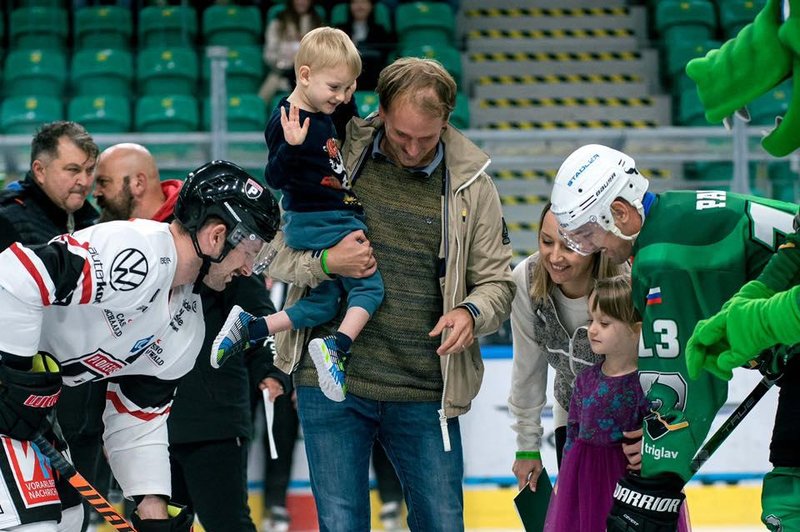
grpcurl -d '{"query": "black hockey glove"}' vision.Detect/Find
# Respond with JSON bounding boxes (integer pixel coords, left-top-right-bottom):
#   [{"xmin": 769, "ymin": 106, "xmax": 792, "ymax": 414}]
[
  {"xmin": 0, "ymin": 353, "xmax": 61, "ymax": 441},
  {"xmin": 131, "ymin": 503, "xmax": 194, "ymax": 532},
  {"xmin": 607, "ymin": 474, "xmax": 685, "ymax": 532}
]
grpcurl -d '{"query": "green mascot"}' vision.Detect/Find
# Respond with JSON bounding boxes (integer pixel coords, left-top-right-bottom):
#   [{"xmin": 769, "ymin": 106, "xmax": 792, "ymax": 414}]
[{"xmin": 686, "ymin": 1, "xmax": 800, "ymax": 529}]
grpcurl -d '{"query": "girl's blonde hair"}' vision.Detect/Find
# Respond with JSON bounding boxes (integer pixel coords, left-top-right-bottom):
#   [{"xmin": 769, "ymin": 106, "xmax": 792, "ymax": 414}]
[
  {"xmin": 294, "ymin": 27, "xmax": 362, "ymax": 78},
  {"xmin": 529, "ymin": 202, "xmax": 622, "ymax": 303},
  {"xmin": 590, "ymin": 274, "xmax": 641, "ymax": 326}
]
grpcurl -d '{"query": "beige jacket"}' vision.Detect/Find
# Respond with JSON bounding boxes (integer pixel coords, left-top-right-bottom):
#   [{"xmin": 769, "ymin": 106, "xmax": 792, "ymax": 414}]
[{"xmin": 267, "ymin": 115, "xmax": 515, "ymax": 418}]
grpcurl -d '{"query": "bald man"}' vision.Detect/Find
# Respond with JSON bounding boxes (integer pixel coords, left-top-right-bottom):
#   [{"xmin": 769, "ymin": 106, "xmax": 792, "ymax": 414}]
[
  {"xmin": 93, "ymin": 144, "xmax": 287, "ymax": 531},
  {"xmin": 93, "ymin": 143, "xmax": 175, "ymax": 222}
]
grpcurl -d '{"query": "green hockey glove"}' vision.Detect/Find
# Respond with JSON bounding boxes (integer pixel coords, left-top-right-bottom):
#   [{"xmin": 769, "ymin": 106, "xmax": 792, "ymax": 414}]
[
  {"xmin": 758, "ymin": 231, "xmax": 800, "ymax": 292},
  {"xmin": 685, "ymin": 0, "xmax": 790, "ymax": 125},
  {"xmin": 717, "ymin": 285, "xmax": 800, "ymax": 374},
  {"xmin": 686, "ymin": 280, "xmax": 776, "ymax": 380}
]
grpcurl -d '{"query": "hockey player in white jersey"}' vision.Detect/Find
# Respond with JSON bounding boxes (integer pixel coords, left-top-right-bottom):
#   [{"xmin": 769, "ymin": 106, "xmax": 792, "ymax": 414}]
[{"xmin": 0, "ymin": 160, "xmax": 280, "ymax": 531}]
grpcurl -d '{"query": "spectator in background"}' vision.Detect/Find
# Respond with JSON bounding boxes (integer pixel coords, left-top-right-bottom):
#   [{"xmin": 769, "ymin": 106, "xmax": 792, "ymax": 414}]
[
  {"xmin": 336, "ymin": 0, "xmax": 395, "ymax": 91},
  {"xmin": 0, "ymin": 121, "xmax": 98, "ymax": 249},
  {"xmin": 0, "ymin": 121, "xmax": 102, "ymax": 531},
  {"xmin": 93, "ymin": 143, "xmax": 289, "ymax": 532},
  {"xmin": 258, "ymin": 0, "xmax": 324, "ymax": 105},
  {"xmin": 508, "ymin": 203, "xmax": 625, "ymax": 492}
]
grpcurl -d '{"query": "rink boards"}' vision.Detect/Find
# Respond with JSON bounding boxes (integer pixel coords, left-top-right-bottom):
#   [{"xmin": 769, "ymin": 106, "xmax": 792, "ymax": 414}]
[{"xmin": 246, "ymin": 346, "xmax": 776, "ymax": 528}]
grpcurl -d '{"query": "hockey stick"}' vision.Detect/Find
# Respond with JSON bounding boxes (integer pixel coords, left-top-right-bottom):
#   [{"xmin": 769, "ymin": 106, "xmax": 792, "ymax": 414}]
[
  {"xmin": 31, "ymin": 434, "xmax": 136, "ymax": 532},
  {"xmin": 689, "ymin": 373, "xmax": 779, "ymax": 476}
]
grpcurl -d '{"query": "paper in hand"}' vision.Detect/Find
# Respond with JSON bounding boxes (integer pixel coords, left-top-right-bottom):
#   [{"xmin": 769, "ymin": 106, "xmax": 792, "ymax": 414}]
[{"xmin": 513, "ymin": 468, "xmax": 553, "ymax": 532}]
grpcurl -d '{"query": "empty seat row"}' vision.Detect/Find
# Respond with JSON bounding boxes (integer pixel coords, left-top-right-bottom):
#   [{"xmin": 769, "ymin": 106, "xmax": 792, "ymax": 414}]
[
  {"xmin": 2, "ymin": 47, "xmax": 263, "ymax": 99},
  {"xmin": 5, "ymin": 5, "xmax": 263, "ymax": 50},
  {"xmin": 0, "ymin": 94, "xmax": 268, "ymax": 136},
  {"xmin": 4, "ymin": 2, "xmax": 454, "ymax": 51},
  {"xmin": 654, "ymin": 0, "xmax": 765, "ymax": 44}
]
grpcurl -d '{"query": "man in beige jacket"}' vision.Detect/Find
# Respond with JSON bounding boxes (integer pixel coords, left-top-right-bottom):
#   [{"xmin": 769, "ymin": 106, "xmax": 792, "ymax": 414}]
[{"xmin": 267, "ymin": 57, "xmax": 514, "ymax": 531}]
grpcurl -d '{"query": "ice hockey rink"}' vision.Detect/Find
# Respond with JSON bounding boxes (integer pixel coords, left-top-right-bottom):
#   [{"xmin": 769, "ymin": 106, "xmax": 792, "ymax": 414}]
[{"xmin": 241, "ymin": 346, "xmax": 778, "ymax": 531}]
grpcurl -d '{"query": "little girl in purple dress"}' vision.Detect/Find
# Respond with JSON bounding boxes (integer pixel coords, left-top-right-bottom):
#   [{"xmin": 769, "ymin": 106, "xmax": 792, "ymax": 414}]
[{"xmin": 544, "ymin": 275, "xmax": 689, "ymax": 531}]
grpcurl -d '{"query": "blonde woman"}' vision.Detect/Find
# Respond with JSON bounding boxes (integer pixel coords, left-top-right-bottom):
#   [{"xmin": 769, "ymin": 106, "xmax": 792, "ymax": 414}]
[{"xmin": 509, "ymin": 202, "xmax": 626, "ymax": 491}]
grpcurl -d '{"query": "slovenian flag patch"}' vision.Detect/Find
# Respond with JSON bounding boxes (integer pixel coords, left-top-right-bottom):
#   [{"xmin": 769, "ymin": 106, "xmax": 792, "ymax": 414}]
[{"xmin": 646, "ymin": 287, "xmax": 662, "ymax": 306}]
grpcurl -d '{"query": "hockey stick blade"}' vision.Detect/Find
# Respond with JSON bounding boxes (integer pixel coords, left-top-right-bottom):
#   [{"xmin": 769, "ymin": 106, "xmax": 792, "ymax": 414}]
[
  {"xmin": 689, "ymin": 375, "xmax": 777, "ymax": 476},
  {"xmin": 31, "ymin": 434, "xmax": 136, "ymax": 532}
]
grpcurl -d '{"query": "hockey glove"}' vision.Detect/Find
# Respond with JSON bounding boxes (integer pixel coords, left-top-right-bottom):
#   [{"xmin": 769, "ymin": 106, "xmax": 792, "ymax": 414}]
[
  {"xmin": 0, "ymin": 353, "xmax": 61, "ymax": 441},
  {"xmin": 716, "ymin": 285, "xmax": 800, "ymax": 375},
  {"xmin": 757, "ymin": 230, "xmax": 800, "ymax": 292},
  {"xmin": 131, "ymin": 503, "xmax": 194, "ymax": 532},
  {"xmin": 686, "ymin": 279, "xmax": 776, "ymax": 380},
  {"xmin": 607, "ymin": 474, "xmax": 685, "ymax": 532}
]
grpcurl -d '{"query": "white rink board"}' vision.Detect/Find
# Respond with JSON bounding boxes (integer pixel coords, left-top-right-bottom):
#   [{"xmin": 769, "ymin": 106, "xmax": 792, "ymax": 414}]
[{"xmin": 248, "ymin": 353, "xmax": 778, "ymax": 487}]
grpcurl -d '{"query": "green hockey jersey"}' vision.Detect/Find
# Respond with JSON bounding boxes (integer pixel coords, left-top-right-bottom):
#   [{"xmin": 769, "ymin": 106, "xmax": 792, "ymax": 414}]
[{"xmin": 632, "ymin": 190, "xmax": 797, "ymax": 481}]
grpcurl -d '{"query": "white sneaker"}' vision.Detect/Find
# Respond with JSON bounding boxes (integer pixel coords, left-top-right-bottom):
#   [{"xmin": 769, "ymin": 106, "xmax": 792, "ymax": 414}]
[
  {"xmin": 380, "ymin": 501, "xmax": 403, "ymax": 531},
  {"xmin": 262, "ymin": 505, "xmax": 290, "ymax": 532}
]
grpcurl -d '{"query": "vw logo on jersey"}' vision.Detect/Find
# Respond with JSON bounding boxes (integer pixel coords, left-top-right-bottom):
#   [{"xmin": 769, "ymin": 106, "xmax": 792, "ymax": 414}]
[
  {"xmin": 110, "ymin": 248, "xmax": 149, "ymax": 291},
  {"xmin": 245, "ymin": 178, "xmax": 263, "ymax": 199}
]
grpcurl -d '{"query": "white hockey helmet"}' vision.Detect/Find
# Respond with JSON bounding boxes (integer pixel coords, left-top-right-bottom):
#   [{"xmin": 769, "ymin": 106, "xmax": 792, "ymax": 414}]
[{"xmin": 550, "ymin": 144, "xmax": 649, "ymax": 255}]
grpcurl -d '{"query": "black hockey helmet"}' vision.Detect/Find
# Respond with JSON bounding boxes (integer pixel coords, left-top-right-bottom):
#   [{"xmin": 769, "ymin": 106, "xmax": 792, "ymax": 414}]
[{"xmin": 175, "ymin": 160, "xmax": 280, "ymax": 275}]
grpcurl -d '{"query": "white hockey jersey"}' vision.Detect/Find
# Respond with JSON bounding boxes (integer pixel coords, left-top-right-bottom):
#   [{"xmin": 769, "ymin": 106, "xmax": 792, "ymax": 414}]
[{"xmin": 0, "ymin": 219, "xmax": 205, "ymax": 499}]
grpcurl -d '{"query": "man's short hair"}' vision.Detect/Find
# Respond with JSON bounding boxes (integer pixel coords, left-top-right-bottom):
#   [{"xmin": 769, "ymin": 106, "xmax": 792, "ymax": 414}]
[
  {"xmin": 30, "ymin": 121, "xmax": 99, "ymax": 167},
  {"xmin": 294, "ymin": 27, "xmax": 362, "ymax": 79},
  {"xmin": 376, "ymin": 57, "xmax": 457, "ymax": 121}
]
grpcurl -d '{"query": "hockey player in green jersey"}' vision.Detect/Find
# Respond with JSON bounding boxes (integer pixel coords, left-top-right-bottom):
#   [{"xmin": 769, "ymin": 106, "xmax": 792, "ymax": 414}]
[
  {"xmin": 550, "ymin": 143, "xmax": 797, "ymax": 531},
  {"xmin": 682, "ymin": 0, "xmax": 800, "ymax": 528}
]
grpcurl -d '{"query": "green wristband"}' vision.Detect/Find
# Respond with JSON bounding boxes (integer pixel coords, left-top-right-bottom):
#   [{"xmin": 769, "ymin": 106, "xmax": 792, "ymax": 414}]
[
  {"xmin": 515, "ymin": 451, "xmax": 541, "ymax": 460},
  {"xmin": 321, "ymin": 249, "xmax": 330, "ymax": 275}
]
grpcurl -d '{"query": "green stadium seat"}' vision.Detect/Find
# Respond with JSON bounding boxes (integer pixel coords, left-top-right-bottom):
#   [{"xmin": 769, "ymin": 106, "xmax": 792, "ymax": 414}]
[
  {"xmin": 655, "ymin": 0, "xmax": 717, "ymax": 44},
  {"xmin": 678, "ymin": 88, "xmax": 707, "ymax": 125},
  {"xmin": 139, "ymin": 6, "xmax": 198, "ymax": 48},
  {"xmin": 201, "ymin": 46, "xmax": 264, "ymax": 95},
  {"xmin": 748, "ymin": 82, "xmax": 791, "ymax": 126},
  {"xmin": 330, "ymin": 2, "xmax": 392, "ymax": 32},
  {"xmin": 4, "ymin": 49, "xmax": 67, "ymax": 98},
  {"xmin": 10, "ymin": 7, "xmax": 68, "ymax": 50},
  {"xmin": 135, "ymin": 95, "xmax": 199, "ymax": 132},
  {"xmin": 719, "ymin": 0, "xmax": 765, "ymax": 38},
  {"xmin": 354, "ymin": 91, "xmax": 379, "ymax": 117},
  {"xmin": 136, "ymin": 95, "xmax": 200, "ymax": 161},
  {"xmin": 202, "ymin": 5, "xmax": 262, "ymax": 46},
  {"xmin": 202, "ymin": 94, "xmax": 267, "ymax": 131},
  {"xmin": 451, "ymin": 91, "xmax": 469, "ymax": 129},
  {"xmin": 663, "ymin": 39, "xmax": 720, "ymax": 82},
  {"xmin": 399, "ymin": 43, "xmax": 462, "ymax": 85},
  {"xmin": 395, "ymin": 2, "xmax": 455, "ymax": 48},
  {"xmin": 138, "ymin": 47, "xmax": 199, "ymax": 96},
  {"xmin": 71, "ymin": 49, "xmax": 134, "ymax": 98},
  {"xmin": 0, "ymin": 96, "xmax": 63, "ymax": 135},
  {"xmin": 68, "ymin": 95, "xmax": 131, "ymax": 133},
  {"xmin": 75, "ymin": 6, "xmax": 133, "ymax": 50}
]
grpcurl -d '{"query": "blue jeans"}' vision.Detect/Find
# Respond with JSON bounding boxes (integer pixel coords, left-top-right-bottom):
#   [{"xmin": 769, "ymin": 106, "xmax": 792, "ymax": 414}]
[{"xmin": 296, "ymin": 386, "xmax": 464, "ymax": 532}]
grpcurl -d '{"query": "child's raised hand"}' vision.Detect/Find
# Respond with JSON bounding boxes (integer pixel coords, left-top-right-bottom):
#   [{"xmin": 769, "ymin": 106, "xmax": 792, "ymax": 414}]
[{"xmin": 280, "ymin": 103, "xmax": 310, "ymax": 146}]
